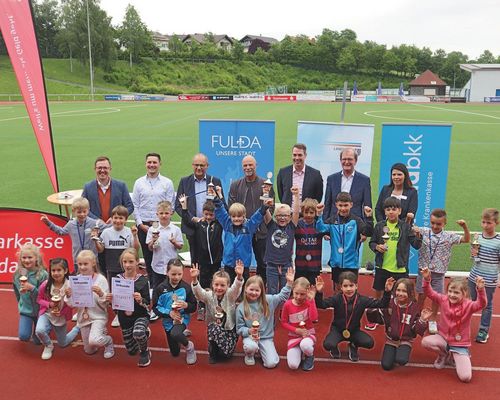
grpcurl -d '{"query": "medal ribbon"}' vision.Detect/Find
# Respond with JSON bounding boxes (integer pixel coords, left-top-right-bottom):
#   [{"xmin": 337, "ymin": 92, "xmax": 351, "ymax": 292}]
[
  {"xmin": 428, "ymin": 231, "xmax": 442, "ymax": 262},
  {"xmin": 76, "ymin": 220, "xmax": 87, "ymax": 252},
  {"xmin": 449, "ymin": 302, "xmax": 463, "ymax": 340},
  {"xmin": 395, "ymin": 302, "xmax": 407, "ymax": 340},
  {"xmin": 343, "ymin": 294, "xmax": 358, "ymax": 332}
]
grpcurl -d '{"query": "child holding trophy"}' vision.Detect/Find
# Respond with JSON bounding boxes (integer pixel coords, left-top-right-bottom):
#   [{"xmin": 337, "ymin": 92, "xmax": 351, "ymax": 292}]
[
  {"xmin": 281, "ymin": 277, "xmax": 318, "ymax": 371},
  {"xmin": 236, "ymin": 267, "xmax": 294, "ymax": 368},
  {"xmin": 191, "ymin": 260, "xmax": 244, "ymax": 364},
  {"xmin": 35, "ymin": 258, "xmax": 80, "ymax": 360},
  {"xmin": 13, "ymin": 243, "xmax": 49, "ymax": 343},
  {"xmin": 467, "ymin": 208, "xmax": 500, "ymax": 343},
  {"xmin": 152, "ymin": 258, "xmax": 197, "ymax": 364}
]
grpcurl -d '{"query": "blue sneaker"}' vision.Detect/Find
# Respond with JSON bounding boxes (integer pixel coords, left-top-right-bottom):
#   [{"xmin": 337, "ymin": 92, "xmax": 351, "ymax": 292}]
[
  {"xmin": 476, "ymin": 329, "xmax": 489, "ymax": 344},
  {"xmin": 302, "ymin": 355, "xmax": 314, "ymax": 371}
]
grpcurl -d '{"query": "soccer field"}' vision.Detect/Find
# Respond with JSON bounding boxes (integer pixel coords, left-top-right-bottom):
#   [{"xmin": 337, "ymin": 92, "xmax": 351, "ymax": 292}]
[{"xmin": 1, "ymin": 100, "xmax": 499, "ymax": 269}]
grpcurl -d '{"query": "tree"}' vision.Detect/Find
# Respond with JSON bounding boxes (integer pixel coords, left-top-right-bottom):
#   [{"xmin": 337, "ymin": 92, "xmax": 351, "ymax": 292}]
[
  {"xmin": 363, "ymin": 41, "xmax": 386, "ymax": 72},
  {"xmin": 476, "ymin": 50, "xmax": 496, "ymax": 64},
  {"xmin": 118, "ymin": 4, "xmax": 154, "ymax": 67},
  {"xmin": 382, "ymin": 49, "xmax": 399, "ymax": 74},
  {"xmin": 33, "ymin": 0, "xmax": 60, "ymax": 57},
  {"xmin": 231, "ymin": 41, "xmax": 244, "ymax": 63}
]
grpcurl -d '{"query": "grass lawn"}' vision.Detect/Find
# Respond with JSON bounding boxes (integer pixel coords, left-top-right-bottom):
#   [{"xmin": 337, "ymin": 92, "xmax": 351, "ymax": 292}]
[{"xmin": 1, "ymin": 100, "xmax": 499, "ymax": 270}]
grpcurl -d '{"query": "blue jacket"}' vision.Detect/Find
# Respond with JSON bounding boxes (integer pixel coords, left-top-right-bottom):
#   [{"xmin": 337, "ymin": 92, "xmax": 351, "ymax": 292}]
[
  {"xmin": 152, "ymin": 280, "xmax": 196, "ymax": 332},
  {"xmin": 215, "ymin": 200, "xmax": 265, "ymax": 268},
  {"xmin": 82, "ymin": 178, "xmax": 134, "ymax": 220},
  {"xmin": 316, "ymin": 214, "xmax": 373, "ymax": 269}
]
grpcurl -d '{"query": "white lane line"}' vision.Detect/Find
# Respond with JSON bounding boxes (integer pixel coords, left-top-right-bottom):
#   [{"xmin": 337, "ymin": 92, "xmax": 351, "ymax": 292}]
[
  {"xmin": 1, "ymin": 335, "xmax": 499, "ymax": 372},
  {"xmin": 412, "ymin": 103, "xmax": 500, "ymax": 120}
]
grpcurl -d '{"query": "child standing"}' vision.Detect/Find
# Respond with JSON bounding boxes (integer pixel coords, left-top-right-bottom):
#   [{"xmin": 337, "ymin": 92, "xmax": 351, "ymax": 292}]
[
  {"xmin": 65, "ymin": 250, "xmax": 114, "ymax": 358},
  {"xmin": 415, "ymin": 209, "xmax": 470, "ymax": 333},
  {"xmin": 377, "ymin": 278, "xmax": 430, "ymax": 370},
  {"xmin": 13, "ymin": 243, "xmax": 49, "ymax": 343},
  {"xmin": 107, "ymin": 248, "xmax": 152, "ymax": 367},
  {"xmin": 421, "ymin": 267, "xmax": 487, "ymax": 382},
  {"xmin": 146, "ymin": 201, "xmax": 184, "ymax": 289},
  {"xmin": 179, "ymin": 195, "xmax": 223, "ymax": 320},
  {"xmin": 35, "ymin": 258, "xmax": 80, "ymax": 360},
  {"xmin": 468, "ymin": 208, "xmax": 500, "ymax": 343},
  {"xmin": 191, "ymin": 261, "xmax": 244, "ymax": 363},
  {"xmin": 315, "ymin": 271, "xmax": 395, "ymax": 361},
  {"xmin": 236, "ymin": 268, "xmax": 294, "ymax": 368},
  {"xmin": 214, "ymin": 190, "xmax": 268, "ymax": 283},
  {"xmin": 294, "ymin": 198, "xmax": 324, "ymax": 284},
  {"xmin": 153, "ymin": 258, "xmax": 197, "ymax": 364},
  {"xmin": 264, "ymin": 187, "xmax": 300, "ymax": 294},
  {"xmin": 316, "ymin": 192, "xmax": 373, "ymax": 290},
  {"xmin": 281, "ymin": 277, "xmax": 319, "ymax": 371},
  {"xmin": 40, "ymin": 197, "xmax": 104, "ymax": 272}
]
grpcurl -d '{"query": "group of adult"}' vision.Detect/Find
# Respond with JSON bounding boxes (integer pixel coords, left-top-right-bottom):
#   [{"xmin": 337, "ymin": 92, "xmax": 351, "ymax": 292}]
[{"xmin": 80, "ymin": 145, "xmax": 418, "ymax": 283}]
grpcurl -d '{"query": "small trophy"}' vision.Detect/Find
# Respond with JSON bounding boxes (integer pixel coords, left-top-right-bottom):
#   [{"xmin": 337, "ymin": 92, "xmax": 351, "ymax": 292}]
[
  {"xmin": 260, "ymin": 172, "xmax": 273, "ymax": 201},
  {"xmin": 171, "ymin": 294, "xmax": 182, "ymax": 324},
  {"xmin": 51, "ymin": 292, "xmax": 62, "ymax": 314},
  {"xmin": 472, "ymin": 233, "xmax": 480, "ymax": 262},
  {"xmin": 251, "ymin": 320, "xmax": 260, "ymax": 341},
  {"xmin": 214, "ymin": 306, "xmax": 225, "ymax": 326},
  {"xmin": 206, "ymin": 177, "xmax": 215, "ymax": 200},
  {"xmin": 91, "ymin": 220, "xmax": 100, "ymax": 241},
  {"xmin": 382, "ymin": 226, "xmax": 390, "ymax": 250},
  {"xmin": 151, "ymin": 221, "xmax": 160, "ymax": 249},
  {"xmin": 19, "ymin": 273, "xmax": 28, "ymax": 293}
]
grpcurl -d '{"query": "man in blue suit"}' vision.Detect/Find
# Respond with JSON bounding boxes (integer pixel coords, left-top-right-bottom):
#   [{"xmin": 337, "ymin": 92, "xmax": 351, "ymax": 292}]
[
  {"xmin": 276, "ymin": 143, "xmax": 323, "ymax": 207},
  {"xmin": 174, "ymin": 153, "xmax": 224, "ymax": 263},
  {"xmin": 82, "ymin": 156, "xmax": 134, "ymax": 277},
  {"xmin": 324, "ymin": 148, "xmax": 372, "ymax": 222}
]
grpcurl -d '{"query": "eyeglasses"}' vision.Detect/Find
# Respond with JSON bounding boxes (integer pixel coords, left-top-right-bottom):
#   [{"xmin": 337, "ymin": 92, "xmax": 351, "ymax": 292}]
[{"xmin": 275, "ymin": 214, "xmax": 290, "ymax": 218}]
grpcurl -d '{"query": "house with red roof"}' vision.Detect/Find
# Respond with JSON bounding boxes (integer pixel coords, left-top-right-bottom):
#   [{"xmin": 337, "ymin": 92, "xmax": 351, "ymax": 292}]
[{"xmin": 409, "ymin": 70, "xmax": 447, "ymax": 96}]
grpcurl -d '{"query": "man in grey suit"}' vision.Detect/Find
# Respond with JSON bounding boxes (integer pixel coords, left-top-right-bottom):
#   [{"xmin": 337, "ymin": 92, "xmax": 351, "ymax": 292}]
[
  {"xmin": 276, "ymin": 143, "xmax": 323, "ymax": 208},
  {"xmin": 324, "ymin": 148, "xmax": 372, "ymax": 222}
]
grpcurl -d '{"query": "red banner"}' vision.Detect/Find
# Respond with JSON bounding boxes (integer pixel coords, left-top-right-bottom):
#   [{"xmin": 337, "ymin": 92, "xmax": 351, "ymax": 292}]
[
  {"xmin": 178, "ymin": 94, "xmax": 210, "ymax": 101},
  {"xmin": 0, "ymin": 209, "xmax": 73, "ymax": 283},
  {"xmin": 0, "ymin": 0, "xmax": 58, "ymax": 192}
]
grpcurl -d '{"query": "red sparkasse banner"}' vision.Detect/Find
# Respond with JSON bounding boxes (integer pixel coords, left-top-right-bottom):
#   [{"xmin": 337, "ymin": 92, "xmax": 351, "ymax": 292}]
[
  {"xmin": 0, "ymin": 0, "xmax": 58, "ymax": 192},
  {"xmin": 0, "ymin": 208, "xmax": 73, "ymax": 283}
]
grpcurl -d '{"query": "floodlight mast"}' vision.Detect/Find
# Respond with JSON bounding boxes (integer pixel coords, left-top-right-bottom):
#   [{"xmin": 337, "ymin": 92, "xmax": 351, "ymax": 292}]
[{"xmin": 86, "ymin": 0, "xmax": 95, "ymax": 101}]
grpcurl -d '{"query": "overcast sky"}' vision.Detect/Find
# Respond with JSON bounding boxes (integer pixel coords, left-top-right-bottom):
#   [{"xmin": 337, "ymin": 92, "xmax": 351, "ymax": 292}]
[{"xmin": 99, "ymin": 0, "xmax": 499, "ymax": 60}]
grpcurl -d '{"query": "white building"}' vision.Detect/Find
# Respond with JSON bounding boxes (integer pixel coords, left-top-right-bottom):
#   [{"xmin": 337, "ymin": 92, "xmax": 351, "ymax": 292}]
[{"xmin": 460, "ymin": 64, "xmax": 500, "ymax": 102}]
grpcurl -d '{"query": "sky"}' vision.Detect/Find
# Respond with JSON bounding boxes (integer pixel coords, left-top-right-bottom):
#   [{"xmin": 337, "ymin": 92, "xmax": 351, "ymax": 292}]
[{"xmin": 99, "ymin": 0, "xmax": 499, "ymax": 60}]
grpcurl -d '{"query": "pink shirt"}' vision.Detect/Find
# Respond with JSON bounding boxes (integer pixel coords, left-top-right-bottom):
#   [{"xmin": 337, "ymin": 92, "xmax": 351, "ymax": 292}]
[
  {"xmin": 423, "ymin": 279, "xmax": 486, "ymax": 347},
  {"xmin": 292, "ymin": 167, "xmax": 305, "ymax": 208}
]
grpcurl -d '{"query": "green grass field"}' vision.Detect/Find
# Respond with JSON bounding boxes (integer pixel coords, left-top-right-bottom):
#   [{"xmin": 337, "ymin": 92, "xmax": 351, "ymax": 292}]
[{"xmin": 1, "ymin": 100, "xmax": 499, "ymax": 270}]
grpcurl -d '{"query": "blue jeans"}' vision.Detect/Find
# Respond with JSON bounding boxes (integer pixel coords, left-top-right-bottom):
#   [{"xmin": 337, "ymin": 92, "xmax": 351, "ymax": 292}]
[
  {"xmin": 266, "ymin": 262, "xmax": 289, "ymax": 295},
  {"xmin": 35, "ymin": 313, "xmax": 80, "ymax": 347},
  {"xmin": 468, "ymin": 280, "xmax": 496, "ymax": 332},
  {"xmin": 18, "ymin": 314, "xmax": 40, "ymax": 344}
]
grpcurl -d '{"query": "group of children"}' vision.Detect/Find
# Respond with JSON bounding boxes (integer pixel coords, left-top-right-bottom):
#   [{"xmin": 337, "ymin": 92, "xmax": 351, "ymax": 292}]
[{"xmin": 12, "ymin": 189, "xmax": 499, "ymax": 382}]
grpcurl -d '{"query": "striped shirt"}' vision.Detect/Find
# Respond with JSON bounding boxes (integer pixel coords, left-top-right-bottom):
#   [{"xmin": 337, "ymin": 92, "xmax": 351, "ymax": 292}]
[
  {"xmin": 468, "ymin": 234, "xmax": 500, "ymax": 287},
  {"xmin": 294, "ymin": 219, "xmax": 323, "ymax": 273}
]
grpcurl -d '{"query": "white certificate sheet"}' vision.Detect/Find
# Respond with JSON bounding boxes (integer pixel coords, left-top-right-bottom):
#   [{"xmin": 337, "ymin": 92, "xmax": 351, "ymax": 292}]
[
  {"xmin": 111, "ymin": 277, "xmax": 134, "ymax": 312},
  {"xmin": 69, "ymin": 276, "xmax": 94, "ymax": 308}
]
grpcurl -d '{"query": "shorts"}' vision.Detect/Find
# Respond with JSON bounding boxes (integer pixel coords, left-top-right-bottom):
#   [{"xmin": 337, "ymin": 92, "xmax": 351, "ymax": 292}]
[
  {"xmin": 332, "ymin": 267, "xmax": 359, "ymax": 285},
  {"xmin": 373, "ymin": 268, "xmax": 408, "ymax": 291},
  {"xmin": 416, "ymin": 271, "xmax": 444, "ymax": 294}
]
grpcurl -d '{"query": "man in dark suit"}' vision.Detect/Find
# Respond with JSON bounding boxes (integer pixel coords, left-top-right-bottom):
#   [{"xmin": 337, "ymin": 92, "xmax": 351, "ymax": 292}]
[
  {"xmin": 276, "ymin": 143, "xmax": 323, "ymax": 207},
  {"xmin": 324, "ymin": 148, "xmax": 372, "ymax": 222},
  {"xmin": 175, "ymin": 153, "xmax": 224, "ymax": 263},
  {"xmin": 82, "ymin": 155, "xmax": 134, "ymax": 277}
]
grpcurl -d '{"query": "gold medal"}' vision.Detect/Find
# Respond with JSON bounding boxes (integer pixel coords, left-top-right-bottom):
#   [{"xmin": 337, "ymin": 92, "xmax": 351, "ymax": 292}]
[
  {"xmin": 342, "ymin": 329, "xmax": 350, "ymax": 339},
  {"xmin": 82, "ymin": 311, "xmax": 89, "ymax": 320}
]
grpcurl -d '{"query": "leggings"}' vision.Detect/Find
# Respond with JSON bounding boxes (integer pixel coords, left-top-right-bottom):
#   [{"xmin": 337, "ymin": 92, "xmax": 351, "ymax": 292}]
[
  {"xmin": 120, "ymin": 316, "xmax": 149, "ymax": 355},
  {"xmin": 421, "ymin": 334, "xmax": 472, "ymax": 382},
  {"xmin": 381, "ymin": 343, "xmax": 412, "ymax": 370},
  {"xmin": 165, "ymin": 323, "xmax": 189, "ymax": 357},
  {"xmin": 323, "ymin": 327, "xmax": 374, "ymax": 351},
  {"xmin": 80, "ymin": 320, "xmax": 112, "ymax": 354},
  {"xmin": 243, "ymin": 337, "xmax": 280, "ymax": 368},
  {"xmin": 287, "ymin": 337, "xmax": 315, "ymax": 370}
]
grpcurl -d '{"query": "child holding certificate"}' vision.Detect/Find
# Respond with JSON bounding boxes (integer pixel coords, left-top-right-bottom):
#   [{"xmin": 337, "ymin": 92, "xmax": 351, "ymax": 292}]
[
  {"xmin": 315, "ymin": 271, "xmax": 394, "ymax": 362},
  {"xmin": 65, "ymin": 250, "xmax": 114, "ymax": 359},
  {"xmin": 106, "ymin": 248, "xmax": 151, "ymax": 367}
]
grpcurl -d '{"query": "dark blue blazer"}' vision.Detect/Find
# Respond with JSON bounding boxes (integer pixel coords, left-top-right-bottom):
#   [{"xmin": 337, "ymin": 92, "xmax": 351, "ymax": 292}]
[
  {"xmin": 324, "ymin": 171, "xmax": 372, "ymax": 221},
  {"xmin": 375, "ymin": 185, "xmax": 418, "ymax": 223},
  {"xmin": 174, "ymin": 174, "xmax": 225, "ymax": 236},
  {"xmin": 276, "ymin": 165, "xmax": 323, "ymax": 206},
  {"xmin": 82, "ymin": 179, "xmax": 134, "ymax": 220}
]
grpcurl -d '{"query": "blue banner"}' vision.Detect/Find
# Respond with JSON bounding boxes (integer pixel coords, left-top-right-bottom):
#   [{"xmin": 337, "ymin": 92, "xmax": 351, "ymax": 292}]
[
  {"xmin": 199, "ymin": 120, "xmax": 275, "ymax": 198},
  {"xmin": 379, "ymin": 124, "xmax": 452, "ymax": 274}
]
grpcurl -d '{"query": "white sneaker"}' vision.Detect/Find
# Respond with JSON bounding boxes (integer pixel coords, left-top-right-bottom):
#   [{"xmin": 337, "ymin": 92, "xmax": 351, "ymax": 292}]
[
  {"xmin": 111, "ymin": 315, "xmax": 120, "ymax": 328},
  {"xmin": 72, "ymin": 313, "xmax": 78, "ymax": 322},
  {"xmin": 428, "ymin": 320, "xmax": 438, "ymax": 334},
  {"xmin": 434, "ymin": 353, "xmax": 447, "ymax": 369},
  {"xmin": 185, "ymin": 341, "xmax": 197, "ymax": 365},
  {"xmin": 41, "ymin": 344, "xmax": 54, "ymax": 360},
  {"xmin": 183, "ymin": 328, "xmax": 192, "ymax": 337},
  {"xmin": 104, "ymin": 341, "xmax": 115, "ymax": 359},
  {"xmin": 149, "ymin": 310, "xmax": 159, "ymax": 322},
  {"xmin": 244, "ymin": 354, "xmax": 255, "ymax": 366}
]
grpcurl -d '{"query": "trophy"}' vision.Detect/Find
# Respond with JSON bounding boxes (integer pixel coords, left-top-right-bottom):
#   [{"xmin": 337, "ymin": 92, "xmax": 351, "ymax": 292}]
[
  {"xmin": 251, "ymin": 320, "xmax": 260, "ymax": 341},
  {"xmin": 91, "ymin": 220, "xmax": 100, "ymax": 241},
  {"xmin": 214, "ymin": 306, "xmax": 225, "ymax": 326},
  {"xmin": 471, "ymin": 233, "xmax": 480, "ymax": 262},
  {"xmin": 171, "ymin": 294, "xmax": 182, "ymax": 324},
  {"xmin": 206, "ymin": 177, "xmax": 215, "ymax": 200},
  {"xmin": 260, "ymin": 172, "xmax": 273, "ymax": 201},
  {"xmin": 51, "ymin": 292, "xmax": 63, "ymax": 314},
  {"xmin": 19, "ymin": 273, "xmax": 28, "ymax": 293},
  {"xmin": 151, "ymin": 221, "xmax": 160, "ymax": 249},
  {"xmin": 382, "ymin": 226, "xmax": 390, "ymax": 250}
]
